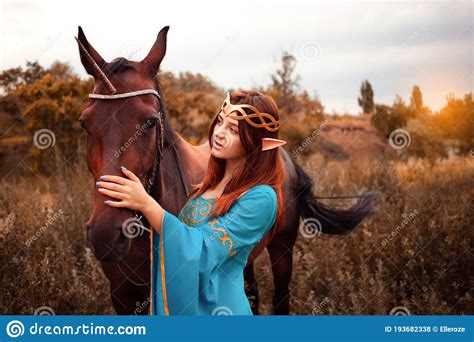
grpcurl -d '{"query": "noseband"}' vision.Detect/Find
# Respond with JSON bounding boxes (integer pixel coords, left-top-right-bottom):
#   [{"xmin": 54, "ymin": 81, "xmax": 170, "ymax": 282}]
[{"xmin": 88, "ymin": 89, "xmax": 165, "ymax": 221}]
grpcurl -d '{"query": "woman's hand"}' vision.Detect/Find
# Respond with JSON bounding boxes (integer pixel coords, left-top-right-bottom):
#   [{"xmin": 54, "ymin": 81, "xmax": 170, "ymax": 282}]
[{"xmin": 96, "ymin": 166, "xmax": 154, "ymax": 212}]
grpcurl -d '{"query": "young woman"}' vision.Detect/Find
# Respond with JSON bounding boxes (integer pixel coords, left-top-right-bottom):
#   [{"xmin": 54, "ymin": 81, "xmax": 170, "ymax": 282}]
[{"xmin": 96, "ymin": 90, "xmax": 287, "ymax": 315}]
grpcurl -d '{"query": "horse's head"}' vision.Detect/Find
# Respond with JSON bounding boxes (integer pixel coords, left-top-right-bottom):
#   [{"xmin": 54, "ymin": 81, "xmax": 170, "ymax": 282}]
[{"xmin": 77, "ymin": 26, "xmax": 169, "ymax": 261}]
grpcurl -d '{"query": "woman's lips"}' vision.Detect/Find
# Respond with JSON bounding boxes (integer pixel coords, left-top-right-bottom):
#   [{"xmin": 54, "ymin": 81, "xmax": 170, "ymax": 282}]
[{"xmin": 214, "ymin": 140, "xmax": 224, "ymax": 150}]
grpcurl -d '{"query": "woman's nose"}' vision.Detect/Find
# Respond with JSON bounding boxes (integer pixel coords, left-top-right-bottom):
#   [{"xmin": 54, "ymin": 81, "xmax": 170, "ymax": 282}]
[
  {"xmin": 214, "ymin": 126, "xmax": 226, "ymax": 139},
  {"xmin": 213, "ymin": 135, "xmax": 222, "ymax": 145}
]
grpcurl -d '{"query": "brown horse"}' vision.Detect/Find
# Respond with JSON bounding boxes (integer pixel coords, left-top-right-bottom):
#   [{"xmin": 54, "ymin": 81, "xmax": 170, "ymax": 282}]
[{"xmin": 76, "ymin": 26, "xmax": 377, "ymax": 315}]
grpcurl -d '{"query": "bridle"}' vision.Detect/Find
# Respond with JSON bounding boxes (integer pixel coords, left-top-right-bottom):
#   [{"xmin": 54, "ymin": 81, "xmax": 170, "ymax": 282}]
[
  {"xmin": 89, "ymin": 88, "xmax": 164, "ymax": 287},
  {"xmin": 89, "ymin": 89, "xmax": 165, "ymax": 221}
]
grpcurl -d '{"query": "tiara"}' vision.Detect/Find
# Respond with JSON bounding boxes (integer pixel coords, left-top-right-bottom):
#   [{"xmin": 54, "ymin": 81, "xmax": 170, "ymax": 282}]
[
  {"xmin": 219, "ymin": 92, "xmax": 286, "ymax": 151},
  {"xmin": 220, "ymin": 92, "xmax": 281, "ymax": 132}
]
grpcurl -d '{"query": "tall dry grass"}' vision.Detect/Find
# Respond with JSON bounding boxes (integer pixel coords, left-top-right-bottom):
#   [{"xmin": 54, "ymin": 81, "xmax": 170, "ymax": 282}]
[
  {"xmin": 0, "ymin": 158, "xmax": 113, "ymax": 314},
  {"xmin": 254, "ymin": 154, "xmax": 473, "ymax": 315},
  {"xmin": 1, "ymin": 155, "xmax": 472, "ymax": 314}
]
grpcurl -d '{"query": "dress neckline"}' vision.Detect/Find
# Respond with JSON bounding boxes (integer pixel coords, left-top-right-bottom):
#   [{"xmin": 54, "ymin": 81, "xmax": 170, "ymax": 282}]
[
  {"xmin": 199, "ymin": 194, "xmax": 217, "ymax": 201},
  {"xmin": 198, "ymin": 186, "xmax": 258, "ymax": 201}
]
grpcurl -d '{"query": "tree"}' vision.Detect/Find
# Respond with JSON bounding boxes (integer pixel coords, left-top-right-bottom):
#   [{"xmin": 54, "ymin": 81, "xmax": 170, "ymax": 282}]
[
  {"xmin": 270, "ymin": 51, "xmax": 301, "ymax": 116},
  {"xmin": 392, "ymin": 94, "xmax": 415, "ymax": 123},
  {"xmin": 0, "ymin": 61, "xmax": 46, "ymax": 94},
  {"xmin": 159, "ymin": 71, "xmax": 222, "ymax": 144},
  {"xmin": 371, "ymin": 104, "xmax": 393, "ymax": 137},
  {"xmin": 358, "ymin": 79, "xmax": 374, "ymax": 114},
  {"xmin": 299, "ymin": 90, "xmax": 324, "ymax": 119},
  {"xmin": 0, "ymin": 61, "xmax": 48, "ymax": 121},
  {"xmin": 0, "ymin": 60, "xmax": 93, "ymax": 173},
  {"xmin": 409, "ymin": 85, "xmax": 431, "ymax": 117},
  {"xmin": 410, "ymin": 85, "xmax": 423, "ymax": 114},
  {"xmin": 405, "ymin": 118, "xmax": 447, "ymax": 162},
  {"xmin": 433, "ymin": 92, "xmax": 474, "ymax": 153}
]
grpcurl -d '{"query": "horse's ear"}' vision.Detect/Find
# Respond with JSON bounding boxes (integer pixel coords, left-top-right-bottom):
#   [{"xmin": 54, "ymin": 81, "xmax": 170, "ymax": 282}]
[
  {"xmin": 76, "ymin": 26, "xmax": 107, "ymax": 77},
  {"xmin": 141, "ymin": 26, "xmax": 170, "ymax": 77}
]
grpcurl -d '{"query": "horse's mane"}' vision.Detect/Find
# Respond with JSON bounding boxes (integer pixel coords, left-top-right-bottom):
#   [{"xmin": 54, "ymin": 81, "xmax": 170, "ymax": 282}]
[{"xmin": 106, "ymin": 57, "xmax": 138, "ymax": 74}]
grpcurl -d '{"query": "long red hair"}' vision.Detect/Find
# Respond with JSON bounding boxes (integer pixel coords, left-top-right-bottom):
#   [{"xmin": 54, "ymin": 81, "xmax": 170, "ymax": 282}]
[{"xmin": 189, "ymin": 89, "xmax": 285, "ymax": 238}]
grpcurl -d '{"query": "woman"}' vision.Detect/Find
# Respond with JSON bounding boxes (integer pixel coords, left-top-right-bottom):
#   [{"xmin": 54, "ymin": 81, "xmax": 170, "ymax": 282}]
[{"xmin": 96, "ymin": 90, "xmax": 287, "ymax": 315}]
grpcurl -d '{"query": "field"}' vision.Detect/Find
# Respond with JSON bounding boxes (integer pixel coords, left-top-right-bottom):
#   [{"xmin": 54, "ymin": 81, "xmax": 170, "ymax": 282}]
[{"xmin": 1, "ymin": 116, "xmax": 472, "ymax": 315}]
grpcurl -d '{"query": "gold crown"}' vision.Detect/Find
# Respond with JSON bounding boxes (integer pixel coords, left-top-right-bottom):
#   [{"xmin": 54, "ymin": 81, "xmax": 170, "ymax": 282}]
[{"xmin": 220, "ymin": 92, "xmax": 281, "ymax": 132}]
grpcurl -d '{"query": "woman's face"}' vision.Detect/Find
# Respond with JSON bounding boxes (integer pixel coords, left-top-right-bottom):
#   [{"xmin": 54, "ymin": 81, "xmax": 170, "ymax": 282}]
[{"xmin": 211, "ymin": 111, "xmax": 245, "ymax": 160}]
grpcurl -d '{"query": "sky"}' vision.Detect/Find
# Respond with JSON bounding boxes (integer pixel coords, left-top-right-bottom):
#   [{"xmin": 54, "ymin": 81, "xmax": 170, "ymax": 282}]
[{"xmin": 0, "ymin": 0, "xmax": 472, "ymax": 114}]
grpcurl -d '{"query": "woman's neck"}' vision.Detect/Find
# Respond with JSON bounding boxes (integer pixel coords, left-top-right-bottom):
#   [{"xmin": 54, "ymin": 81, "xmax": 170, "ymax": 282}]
[
  {"xmin": 204, "ymin": 158, "xmax": 243, "ymax": 197},
  {"xmin": 222, "ymin": 157, "xmax": 243, "ymax": 183}
]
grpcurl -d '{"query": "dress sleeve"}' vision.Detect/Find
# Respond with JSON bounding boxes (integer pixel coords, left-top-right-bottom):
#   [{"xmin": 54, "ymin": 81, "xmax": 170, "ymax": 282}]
[
  {"xmin": 152, "ymin": 209, "xmax": 206, "ymax": 315},
  {"xmin": 151, "ymin": 185, "xmax": 278, "ymax": 315},
  {"xmin": 208, "ymin": 185, "xmax": 278, "ymax": 251}
]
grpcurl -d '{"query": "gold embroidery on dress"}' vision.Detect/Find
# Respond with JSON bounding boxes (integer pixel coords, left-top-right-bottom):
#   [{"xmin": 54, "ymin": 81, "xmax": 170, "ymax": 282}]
[
  {"xmin": 178, "ymin": 196, "xmax": 236, "ymax": 256},
  {"xmin": 179, "ymin": 197, "xmax": 214, "ymax": 226},
  {"xmin": 208, "ymin": 218, "xmax": 236, "ymax": 256}
]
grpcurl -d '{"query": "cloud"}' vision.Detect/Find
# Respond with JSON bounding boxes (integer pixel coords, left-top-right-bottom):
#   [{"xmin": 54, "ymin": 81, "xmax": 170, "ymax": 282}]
[{"xmin": 1, "ymin": 0, "xmax": 471, "ymax": 113}]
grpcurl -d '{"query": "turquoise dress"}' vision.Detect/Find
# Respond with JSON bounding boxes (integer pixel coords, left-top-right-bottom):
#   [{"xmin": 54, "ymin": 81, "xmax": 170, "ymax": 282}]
[{"xmin": 151, "ymin": 184, "xmax": 277, "ymax": 315}]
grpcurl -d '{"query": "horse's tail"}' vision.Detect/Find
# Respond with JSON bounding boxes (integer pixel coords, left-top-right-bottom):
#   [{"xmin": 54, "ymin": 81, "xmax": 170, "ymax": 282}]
[{"xmin": 293, "ymin": 159, "xmax": 378, "ymax": 235}]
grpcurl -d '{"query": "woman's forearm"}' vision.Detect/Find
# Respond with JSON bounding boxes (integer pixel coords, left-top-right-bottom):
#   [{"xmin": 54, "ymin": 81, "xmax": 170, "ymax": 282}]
[{"xmin": 142, "ymin": 195, "xmax": 165, "ymax": 236}]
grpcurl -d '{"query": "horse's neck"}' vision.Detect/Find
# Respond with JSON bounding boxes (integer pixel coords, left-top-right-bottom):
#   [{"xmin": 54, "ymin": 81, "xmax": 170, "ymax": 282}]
[{"xmin": 155, "ymin": 130, "xmax": 210, "ymax": 215}]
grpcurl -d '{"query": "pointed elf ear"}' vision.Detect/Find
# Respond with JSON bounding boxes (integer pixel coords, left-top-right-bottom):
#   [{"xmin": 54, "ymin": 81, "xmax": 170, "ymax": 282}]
[{"xmin": 262, "ymin": 138, "xmax": 287, "ymax": 151}]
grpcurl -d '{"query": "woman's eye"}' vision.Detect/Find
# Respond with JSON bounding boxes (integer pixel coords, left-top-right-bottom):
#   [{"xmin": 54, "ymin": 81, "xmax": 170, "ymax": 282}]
[{"xmin": 230, "ymin": 127, "xmax": 238, "ymax": 134}]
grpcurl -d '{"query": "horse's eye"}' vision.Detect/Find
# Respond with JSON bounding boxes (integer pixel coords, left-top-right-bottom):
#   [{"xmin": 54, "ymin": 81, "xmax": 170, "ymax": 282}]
[
  {"xmin": 147, "ymin": 120, "xmax": 156, "ymax": 129},
  {"xmin": 142, "ymin": 119, "xmax": 156, "ymax": 130}
]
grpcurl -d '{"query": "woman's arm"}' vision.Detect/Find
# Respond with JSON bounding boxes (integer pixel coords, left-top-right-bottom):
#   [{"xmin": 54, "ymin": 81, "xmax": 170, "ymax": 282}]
[
  {"xmin": 142, "ymin": 196, "xmax": 165, "ymax": 236},
  {"xmin": 95, "ymin": 166, "xmax": 165, "ymax": 235}
]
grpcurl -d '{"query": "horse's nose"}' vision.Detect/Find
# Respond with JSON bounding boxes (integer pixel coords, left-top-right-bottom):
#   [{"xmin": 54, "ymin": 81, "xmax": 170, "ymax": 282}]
[{"xmin": 86, "ymin": 220, "xmax": 131, "ymax": 262}]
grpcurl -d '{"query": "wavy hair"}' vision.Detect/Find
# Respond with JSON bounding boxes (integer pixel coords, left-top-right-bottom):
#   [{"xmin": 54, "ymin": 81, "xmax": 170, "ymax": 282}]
[{"xmin": 189, "ymin": 90, "xmax": 285, "ymax": 236}]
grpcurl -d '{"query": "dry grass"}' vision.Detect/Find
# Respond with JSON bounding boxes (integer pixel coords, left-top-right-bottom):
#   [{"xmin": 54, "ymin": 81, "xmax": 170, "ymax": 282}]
[
  {"xmin": 255, "ymin": 154, "xmax": 473, "ymax": 315},
  {"xmin": 0, "ymin": 159, "xmax": 114, "ymax": 314},
  {"xmin": 0, "ymin": 154, "xmax": 472, "ymax": 315}
]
